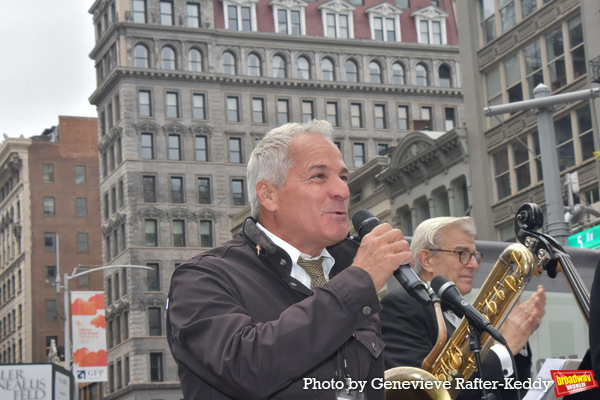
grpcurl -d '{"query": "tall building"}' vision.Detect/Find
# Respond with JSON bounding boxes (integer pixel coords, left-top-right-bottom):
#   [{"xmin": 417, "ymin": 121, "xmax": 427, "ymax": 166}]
[
  {"xmin": 457, "ymin": 0, "xmax": 600, "ymax": 241},
  {"xmin": 0, "ymin": 116, "xmax": 103, "ymax": 367},
  {"xmin": 88, "ymin": 0, "xmax": 463, "ymax": 397}
]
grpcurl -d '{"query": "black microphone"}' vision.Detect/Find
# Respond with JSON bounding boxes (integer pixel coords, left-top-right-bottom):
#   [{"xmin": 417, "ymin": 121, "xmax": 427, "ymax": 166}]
[
  {"xmin": 352, "ymin": 210, "xmax": 431, "ymax": 305},
  {"xmin": 430, "ymin": 275, "xmax": 507, "ymax": 345}
]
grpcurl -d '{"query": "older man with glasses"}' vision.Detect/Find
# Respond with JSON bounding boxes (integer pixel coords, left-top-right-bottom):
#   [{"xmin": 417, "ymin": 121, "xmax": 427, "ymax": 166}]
[{"xmin": 380, "ymin": 216, "xmax": 545, "ymax": 400}]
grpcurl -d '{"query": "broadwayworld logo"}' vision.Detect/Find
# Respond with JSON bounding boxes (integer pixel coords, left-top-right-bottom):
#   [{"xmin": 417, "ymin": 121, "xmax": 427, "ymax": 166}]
[{"xmin": 551, "ymin": 370, "xmax": 599, "ymax": 397}]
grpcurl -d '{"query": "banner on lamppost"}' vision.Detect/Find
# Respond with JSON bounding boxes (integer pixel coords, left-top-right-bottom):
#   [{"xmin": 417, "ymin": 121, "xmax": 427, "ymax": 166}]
[{"xmin": 71, "ymin": 291, "xmax": 107, "ymax": 383}]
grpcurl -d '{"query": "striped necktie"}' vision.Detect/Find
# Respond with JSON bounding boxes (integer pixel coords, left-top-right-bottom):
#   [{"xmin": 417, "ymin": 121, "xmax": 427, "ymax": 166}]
[{"xmin": 297, "ymin": 256, "xmax": 326, "ymax": 288}]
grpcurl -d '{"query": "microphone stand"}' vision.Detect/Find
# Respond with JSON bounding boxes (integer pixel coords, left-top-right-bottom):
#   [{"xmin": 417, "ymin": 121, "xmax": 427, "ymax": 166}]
[{"xmin": 467, "ymin": 323, "xmax": 497, "ymax": 400}]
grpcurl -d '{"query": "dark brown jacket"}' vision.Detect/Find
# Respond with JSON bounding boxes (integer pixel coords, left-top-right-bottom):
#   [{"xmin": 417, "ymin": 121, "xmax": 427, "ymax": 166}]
[{"xmin": 167, "ymin": 218, "xmax": 385, "ymax": 399}]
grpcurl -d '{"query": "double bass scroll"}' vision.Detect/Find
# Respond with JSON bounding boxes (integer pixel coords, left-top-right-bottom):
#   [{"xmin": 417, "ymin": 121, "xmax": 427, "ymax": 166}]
[{"xmin": 514, "ymin": 203, "xmax": 590, "ymax": 324}]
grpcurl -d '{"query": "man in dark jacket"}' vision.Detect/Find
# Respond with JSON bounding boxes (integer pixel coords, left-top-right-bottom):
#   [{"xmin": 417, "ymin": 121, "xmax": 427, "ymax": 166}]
[
  {"xmin": 380, "ymin": 216, "xmax": 545, "ymax": 400},
  {"xmin": 167, "ymin": 120, "xmax": 413, "ymax": 399}
]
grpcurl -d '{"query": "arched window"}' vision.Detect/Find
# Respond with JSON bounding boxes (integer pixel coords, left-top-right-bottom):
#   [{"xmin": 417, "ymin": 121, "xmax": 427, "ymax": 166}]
[
  {"xmin": 392, "ymin": 62, "xmax": 404, "ymax": 85},
  {"xmin": 416, "ymin": 63, "xmax": 428, "ymax": 86},
  {"xmin": 321, "ymin": 58, "xmax": 334, "ymax": 81},
  {"xmin": 297, "ymin": 56, "xmax": 310, "ymax": 79},
  {"xmin": 161, "ymin": 46, "xmax": 176, "ymax": 70},
  {"xmin": 369, "ymin": 61, "xmax": 382, "ymax": 84},
  {"xmin": 272, "ymin": 55, "xmax": 286, "ymax": 78},
  {"xmin": 188, "ymin": 48, "xmax": 202, "ymax": 72},
  {"xmin": 345, "ymin": 60, "xmax": 358, "ymax": 82},
  {"xmin": 222, "ymin": 51, "xmax": 236, "ymax": 75},
  {"xmin": 247, "ymin": 53, "xmax": 261, "ymax": 76},
  {"xmin": 134, "ymin": 44, "xmax": 149, "ymax": 68},
  {"xmin": 439, "ymin": 64, "xmax": 451, "ymax": 87}
]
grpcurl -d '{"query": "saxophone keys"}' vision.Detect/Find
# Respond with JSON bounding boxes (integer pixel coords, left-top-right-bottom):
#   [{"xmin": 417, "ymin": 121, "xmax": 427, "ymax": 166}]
[
  {"xmin": 505, "ymin": 275, "xmax": 517, "ymax": 291},
  {"xmin": 493, "ymin": 286, "xmax": 505, "ymax": 301},
  {"xmin": 485, "ymin": 299, "xmax": 498, "ymax": 315}
]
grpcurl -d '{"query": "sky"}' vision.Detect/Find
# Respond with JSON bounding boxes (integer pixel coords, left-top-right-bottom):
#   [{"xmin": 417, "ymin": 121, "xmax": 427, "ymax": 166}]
[{"xmin": 0, "ymin": 1, "xmax": 97, "ymax": 138}]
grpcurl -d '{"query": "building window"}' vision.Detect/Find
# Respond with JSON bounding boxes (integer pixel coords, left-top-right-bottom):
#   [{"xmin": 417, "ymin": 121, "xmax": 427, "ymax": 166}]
[
  {"xmin": 231, "ymin": 179, "xmax": 245, "ymax": 206},
  {"xmin": 297, "ymin": 56, "xmax": 310, "ymax": 79},
  {"xmin": 42, "ymin": 164, "xmax": 54, "ymax": 183},
  {"xmin": 374, "ymin": 104, "xmax": 387, "ymax": 129},
  {"xmin": 199, "ymin": 220, "xmax": 213, "ymax": 247},
  {"xmin": 143, "ymin": 175, "xmax": 157, "ymax": 203},
  {"xmin": 188, "ymin": 48, "xmax": 202, "ymax": 72},
  {"xmin": 173, "ymin": 220, "xmax": 186, "ymax": 247},
  {"xmin": 444, "ymin": 108, "xmax": 456, "ymax": 131},
  {"xmin": 198, "ymin": 177, "xmax": 211, "ymax": 204},
  {"xmin": 77, "ymin": 233, "xmax": 89, "ymax": 253},
  {"xmin": 225, "ymin": 3, "xmax": 254, "ymax": 31},
  {"xmin": 229, "ymin": 138, "xmax": 243, "ymax": 164},
  {"xmin": 326, "ymin": 101, "xmax": 339, "ymax": 127},
  {"xmin": 226, "ymin": 96, "xmax": 240, "ymax": 122},
  {"xmin": 505, "ymin": 53, "xmax": 522, "ymax": 103},
  {"xmin": 168, "ymin": 134, "xmax": 181, "ymax": 160},
  {"xmin": 272, "ymin": 55, "xmax": 286, "ymax": 78},
  {"xmin": 45, "ymin": 266, "xmax": 56, "ymax": 286},
  {"xmin": 247, "ymin": 53, "xmax": 261, "ymax": 76},
  {"xmin": 416, "ymin": 64, "xmax": 428, "ymax": 86},
  {"xmin": 78, "ymin": 266, "xmax": 89, "ymax": 286},
  {"xmin": 195, "ymin": 135, "xmax": 208, "ymax": 161},
  {"xmin": 166, "ymin": 92, "xmax": 179, "ymax": 118},
  {"xmin": 148, "ymin": 308, "xmax": 162, "ymax": 336},
  {"xmin": 74, "ymin": 165, "xmax": 86, "ymax": 185},
  {"xmin": 160, "ymin": 1, "xmax": 174, "ymax": 25},
  {"xmin": 222, "ymin": 51, "xmax": 236, "ymax": 75},
  {"xmin": 320, "ymin": 2, "xmax": 354, "ymax": 39},
  {"xmin": 350, "ymin": 103, "xmax": 363, "ymax": 128},
  {"xmin": 132, "ymin": 0, "xmax": 147, "ymax": 23},
  {"xmin": 76, "ymin": 198, "xmax": 87, "ymax": 218},
  {"xmin": 146, "ymin": 263, "xmax": 160, "ymax": 291},
  {"xmin": 170, "ymin": 176, "xmax": 184, "ymax": 203},
  {"xmin": 191, "ymin": 93, "xmax": 206, "ymax": 120},
  {"xmin": 392, "ymin": 62, "xmax": 404, "ymax": 85},
  {"xmin": 302, "ymin": 100, "xmax": 314, "ymax": 123},
  {"xmin": 145, "ymin": 219, "xmax": 158, "ymax": 247},
  {"xmin": 252, "ymin": 98, "xmax": 265, "ymax": 123},
  {"xmin": 277, "ymin": 99, "xmax": 290, "ymax": 124},
  {"xmin": 44, "ymin": 233, "xmax": 56, "ymax": 253},
  {"xmin": 150, "ymin": 353, "xmax": 164, "ymax": 382},
  {"xmin": 275, "ymin": 8, "xmax": 304, "ymax": 35},
  {"xmin": 421, "ymin": 106, "xmax": 433, "ymax": 130},
  {"xmin": 161, "ymin": 46, "xmax": 176, "ymax": 70},
  {"xmin": 369, "ymin": 61, "xmax": 382, "ymax": 84},
  {"xmin": 397, "ymin": 105, "xmax": 409, "ymax": 130},
  {"xmin": 378, "ymin": 143, "xmax": 389, "ymax": 156},
  {"xmin": 353, "ymin": 143, "xmax": 365, "ymax": 167},
  {"xmin": 43, "ymin": 197, "xmax": 55, "ymax": 216},
  {"xmin": 321, "ymin": 58, "xmax": 335, "ymax": 81},
  {"xmin": 187, "ymin": 2, "xmax": 201, "ymax": 27},
  {"xmin": 345, "ymin": 60, "xmax": 358, "ymax": 82},
  {"xmin": 439, "ymin": 64, "xmax": 452, "ymax": 88},
  {"xmin": 45, "ymin": 300, "xmax": 57, "ymax": 321},
  {"xmin": 414, "ymin": 5, "xmax": 447, "ymax": 44},
  {"xmin": 493, "ymin": 148, "xmax": 511, "ymax": 200},
  {"xmin": 138, "ymin": 90, "xmax": 152, "ymax": 116}
]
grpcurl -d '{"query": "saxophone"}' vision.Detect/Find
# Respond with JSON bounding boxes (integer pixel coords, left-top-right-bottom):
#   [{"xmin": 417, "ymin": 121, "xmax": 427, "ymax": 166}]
[{"xmin": 423, "ymin": 243, "xmax": 535, "ymax": 398}]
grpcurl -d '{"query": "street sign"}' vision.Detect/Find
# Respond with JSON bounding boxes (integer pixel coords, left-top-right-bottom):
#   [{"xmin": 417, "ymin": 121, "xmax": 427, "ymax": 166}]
[{"xmin": 568, "ymin": 224, "xmax": 600, "ymax": 249}]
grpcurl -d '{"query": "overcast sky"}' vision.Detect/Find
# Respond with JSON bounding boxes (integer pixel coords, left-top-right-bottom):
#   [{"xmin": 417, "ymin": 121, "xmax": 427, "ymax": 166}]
[{"xmin": 0, "ymin": 1, "xmax": 97, "ymax": 138}]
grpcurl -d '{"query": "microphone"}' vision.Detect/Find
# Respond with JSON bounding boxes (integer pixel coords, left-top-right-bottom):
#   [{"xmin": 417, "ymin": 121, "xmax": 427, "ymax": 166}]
[
  {"xmin": 352, "ymin": 210, "xmax": 431, "ymax": 305},
  {"xmin": 430, "ymin": 275, "xmax": 506, "ymax": 345}
]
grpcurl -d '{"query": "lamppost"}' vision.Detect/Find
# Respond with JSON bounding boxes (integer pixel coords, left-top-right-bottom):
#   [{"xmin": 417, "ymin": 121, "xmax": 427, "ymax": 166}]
[{"xmin": 55, "ymin": 263, "xmax": 152, "ymax": 371}]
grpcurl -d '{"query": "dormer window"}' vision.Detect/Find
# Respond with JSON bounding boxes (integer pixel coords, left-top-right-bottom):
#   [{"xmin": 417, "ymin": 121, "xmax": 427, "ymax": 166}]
[
  {"xmin": 270, "ymin": 0, "xmax": 308, "ymax": 35},
  {"xmin": 318, "ymin": 0, "xmax": 355, "ymax": 39},
  {"xmin": 223, "ymin": 0, "xmax": 258, "ymax": 32},
  {"xmin": 412, "ymin": 4, "xmax": 448, "ymax": 45},
  {"xmin": 365, "ymin": 2, "xmax": 402, "ymax": 42}
]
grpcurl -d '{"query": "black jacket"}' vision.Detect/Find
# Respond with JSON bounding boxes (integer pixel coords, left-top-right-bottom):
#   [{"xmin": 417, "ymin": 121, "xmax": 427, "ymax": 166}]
[{"xmin": 167, "ymin": 218, "xmax": 385, "ymax": 399}]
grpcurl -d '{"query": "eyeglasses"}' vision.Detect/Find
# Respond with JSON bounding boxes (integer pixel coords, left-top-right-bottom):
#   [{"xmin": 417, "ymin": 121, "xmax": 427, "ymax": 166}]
[{"xmin": 427, "ymin": 249, "xmax": 483, "ymax": 265}]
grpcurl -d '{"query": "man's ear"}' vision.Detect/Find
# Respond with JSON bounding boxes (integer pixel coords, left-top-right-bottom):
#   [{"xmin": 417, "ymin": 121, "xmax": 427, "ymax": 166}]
[
  {"xmin": 418, "ymin": 248, "xmax": 434, "ymax": 274},
  {"xmin": 256, "ymin": 180, "xmax": 277, "ymax": 213}
]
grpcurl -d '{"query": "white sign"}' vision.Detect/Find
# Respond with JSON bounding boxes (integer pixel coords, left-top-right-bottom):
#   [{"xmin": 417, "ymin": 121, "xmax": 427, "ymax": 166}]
[{"xmin": 71, "ymin": 291, "xmax": 107, "ymax": 383}]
